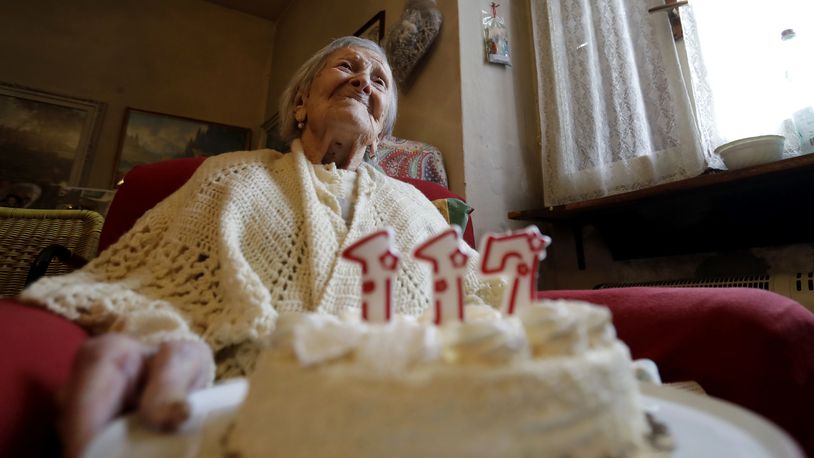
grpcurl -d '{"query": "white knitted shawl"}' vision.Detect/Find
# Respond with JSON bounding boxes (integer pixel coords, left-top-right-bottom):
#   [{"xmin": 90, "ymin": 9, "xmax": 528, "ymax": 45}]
[{"xmin": 22, "ymin": 140, "xmax": 500, "ymax": 378}]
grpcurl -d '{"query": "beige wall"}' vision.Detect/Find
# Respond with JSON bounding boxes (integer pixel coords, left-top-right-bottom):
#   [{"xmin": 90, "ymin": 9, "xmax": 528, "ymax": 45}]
[
  {"xmin": 268, "ymin": 0, "xmax": 467, "ymax": 196},
  {"xmin": 457, "ymin": 0, "xmax": 541, "ymax": 243},
  {"xmin": 0, "ymin": 0, "xmax": 276, "ymax": 188}
]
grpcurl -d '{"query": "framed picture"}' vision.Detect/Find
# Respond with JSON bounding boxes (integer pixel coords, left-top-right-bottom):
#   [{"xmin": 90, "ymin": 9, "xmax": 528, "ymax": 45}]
[
  {"xmin": 0, "ymin": 83, "xmax": 104, "ymax": 208},
  {"xmin": 114, "ymin": 108, "xmax": 251, "ymax": 185},
  {"xmin": 354, "ymin": 10, "xmax": 386, "ymax": 44}
]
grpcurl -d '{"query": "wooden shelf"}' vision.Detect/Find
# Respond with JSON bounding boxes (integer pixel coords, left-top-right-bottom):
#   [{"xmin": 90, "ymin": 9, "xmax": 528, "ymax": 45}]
[
  {"xmin": 509, "ymin": 154, "xmax": 814, "ymax": 221},
  {"xmin": 509, "ymin": 155, "xmax": 814, "ymax": 268}
]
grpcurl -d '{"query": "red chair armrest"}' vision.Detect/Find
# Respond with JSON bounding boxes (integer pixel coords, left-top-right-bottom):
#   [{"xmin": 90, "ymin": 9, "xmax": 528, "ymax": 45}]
[
  {"xmin": 100, "ymin": 156, "xmax": 207, "ymax": 252},
  {"xmin": 0, "ymin": 299, "xmax": 87, "ymax": 457},
  {"xmin": 537, "ymin": 287, "xmax": 814, "ymax": 456}
]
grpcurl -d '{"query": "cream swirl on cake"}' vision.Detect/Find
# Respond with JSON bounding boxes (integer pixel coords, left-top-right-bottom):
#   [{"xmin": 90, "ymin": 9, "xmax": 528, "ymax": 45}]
[
  {"xmin": 519, "ymin": 299, "xmax": 616, "ymax": 357},
  {"xmin": 440, "ymin": 316, "xmax": 527, "ymax": 365},
  {"xmin": 270, "ymin": 302, "xmax": 610, "ymax": 372}
]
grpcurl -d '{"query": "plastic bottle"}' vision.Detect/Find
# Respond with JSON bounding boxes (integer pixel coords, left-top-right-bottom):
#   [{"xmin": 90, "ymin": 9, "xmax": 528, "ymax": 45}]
[{"xmin": 781, "ymin": 28, "xmax": 814, "ymax": 155}]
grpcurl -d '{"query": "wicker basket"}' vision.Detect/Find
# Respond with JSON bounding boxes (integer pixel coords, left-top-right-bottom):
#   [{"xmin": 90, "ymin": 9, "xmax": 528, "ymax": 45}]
[{"xmin": 0, "ymin": 207, "xmax": 104, "ymax": 297}]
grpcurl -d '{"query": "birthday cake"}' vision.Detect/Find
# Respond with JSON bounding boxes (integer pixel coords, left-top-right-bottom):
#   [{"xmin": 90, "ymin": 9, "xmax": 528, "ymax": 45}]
[{"xmin": 224, "ymin": 227, "xmax": 667, "ymax": 457}]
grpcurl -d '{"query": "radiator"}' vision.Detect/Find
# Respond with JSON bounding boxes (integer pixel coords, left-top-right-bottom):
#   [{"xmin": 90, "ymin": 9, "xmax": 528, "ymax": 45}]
[{"xmin": 595, "ymin": 272, "xmax": 814, "ymax": 312}]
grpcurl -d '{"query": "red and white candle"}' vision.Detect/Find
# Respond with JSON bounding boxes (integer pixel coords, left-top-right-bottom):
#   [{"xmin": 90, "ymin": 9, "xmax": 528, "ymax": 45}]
[
  {"xmin": 413, "ymin": 226, "xmax": 471, "ymax": 325},
  {"xmin": 342, "ymin": 228, "xmax": 400, "ymax": 323},
  {"xmin": 478, "ymin": 226, "xmax": 551, "ymax": 315}
]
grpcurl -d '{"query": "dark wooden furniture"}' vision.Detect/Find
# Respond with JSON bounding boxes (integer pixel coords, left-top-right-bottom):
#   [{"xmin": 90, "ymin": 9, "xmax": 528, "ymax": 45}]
[{"xmin": 509, "ymin": 155, "xmax": 814, "ymax": 269}]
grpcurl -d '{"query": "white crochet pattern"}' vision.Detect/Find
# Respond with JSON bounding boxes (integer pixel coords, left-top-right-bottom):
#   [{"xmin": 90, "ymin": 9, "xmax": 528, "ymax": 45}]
[{"xmin": 22, "ymin": 140, "xmax": 501, "ymax": 379}]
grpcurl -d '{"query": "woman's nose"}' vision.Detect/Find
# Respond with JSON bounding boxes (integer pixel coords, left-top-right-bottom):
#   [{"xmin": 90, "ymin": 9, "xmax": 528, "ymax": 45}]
[{"xmin": 351, "ymin": 75, "xmax": 372, "ymax": 94}]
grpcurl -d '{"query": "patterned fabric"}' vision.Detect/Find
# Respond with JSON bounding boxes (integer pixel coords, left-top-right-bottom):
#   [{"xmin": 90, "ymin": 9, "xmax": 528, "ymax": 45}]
[
  {"xmin": 373, "ymin": 136, "xmax": 448, "ymax": 188},
  {"xmin": 431, "ymin": 198, "xmax": 472, "ymax": 233}
]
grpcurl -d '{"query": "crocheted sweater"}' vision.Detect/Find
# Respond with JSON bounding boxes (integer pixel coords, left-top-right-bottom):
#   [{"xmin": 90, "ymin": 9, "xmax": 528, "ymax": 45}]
[{"xmin": 21, "ymin": 140, "xmax": 501, "ymax": 378}]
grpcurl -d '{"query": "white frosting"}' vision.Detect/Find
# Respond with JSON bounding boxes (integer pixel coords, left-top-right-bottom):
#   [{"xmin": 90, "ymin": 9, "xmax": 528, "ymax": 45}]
[
  {"xmin": 440, "ymin": 316, "xmax": 527, "ymax": 364},
  {"xmin": 291, "ymin": 314, "xmax": 365, "ymax": 366},
  {"xmin": 354, "ymin": 317, "xmax": 440, "ymax": 376},
  {"xmin": 227, "ymin": 300, "xmax": 654, "ymax": 458},
  {"xmin": 280, "ymin": 303, "xmax": 610, "ymax": 370},
  {"xmin": 518, "ymin": 299, "xmax": 616, "ymax": 357}
]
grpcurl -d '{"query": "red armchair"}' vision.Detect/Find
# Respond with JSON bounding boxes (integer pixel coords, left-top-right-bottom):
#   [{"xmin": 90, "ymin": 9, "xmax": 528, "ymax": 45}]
[{"xmin": 2, "ymin": 157, "xmax": 813, "ymax": 457}]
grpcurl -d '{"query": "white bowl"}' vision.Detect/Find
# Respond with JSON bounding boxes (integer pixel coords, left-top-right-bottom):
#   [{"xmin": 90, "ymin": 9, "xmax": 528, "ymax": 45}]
[{"xmin": 715, "ymin": 135, "xmax": 784, "ymax": 170}]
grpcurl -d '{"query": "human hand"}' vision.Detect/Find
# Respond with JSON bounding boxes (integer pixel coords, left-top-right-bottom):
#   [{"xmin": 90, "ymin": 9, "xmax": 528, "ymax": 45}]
[{"xmin": 59, "ymin": 334, "xmax": 213, "ymax": 458}]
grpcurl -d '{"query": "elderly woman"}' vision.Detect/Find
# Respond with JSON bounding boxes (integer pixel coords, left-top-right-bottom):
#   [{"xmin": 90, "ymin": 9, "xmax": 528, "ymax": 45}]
[{"xmin": 20, "ymin": 36, "xmax": 495, "ymax": 458}]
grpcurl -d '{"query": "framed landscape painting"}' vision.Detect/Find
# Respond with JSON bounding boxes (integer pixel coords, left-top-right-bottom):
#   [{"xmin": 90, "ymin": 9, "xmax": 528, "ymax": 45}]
[
  {"xmin": 0, "ymin": 83, "xmax": 104, "ymax": 208},
  {"xmin": 114, "ymin": 109, "xmax": 251, "ymax": 185}
]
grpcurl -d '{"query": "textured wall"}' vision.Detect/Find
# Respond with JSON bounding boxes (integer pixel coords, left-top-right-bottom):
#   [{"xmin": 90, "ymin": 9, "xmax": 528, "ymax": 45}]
[
  {"xmin": 457, "ymin": 0, "xmax": 542, "ymax": 244},
  {"xmin": 0, "ymin": 0, "xmax": 276, "ymax": 187}
]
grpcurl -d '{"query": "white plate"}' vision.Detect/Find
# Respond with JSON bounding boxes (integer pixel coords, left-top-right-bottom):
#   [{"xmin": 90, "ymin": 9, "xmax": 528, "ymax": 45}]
[
  {"xmin": 84, "ymin": 381, "xmax": 804, "ymax": 458},
  {"xmin": 639, "ymin": 384, "xmax": 803, "ymax": 458}
]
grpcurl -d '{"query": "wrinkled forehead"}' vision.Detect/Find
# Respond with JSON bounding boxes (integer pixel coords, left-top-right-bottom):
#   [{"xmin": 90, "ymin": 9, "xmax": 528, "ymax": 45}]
[{"xmin": 324, "ymin": 46, "xmax": 392, "ymax": 76}]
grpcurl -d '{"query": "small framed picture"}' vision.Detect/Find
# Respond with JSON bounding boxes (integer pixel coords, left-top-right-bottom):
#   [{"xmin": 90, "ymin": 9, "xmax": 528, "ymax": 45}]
[
  {"xmin": 354, "ymin": 10, "xmax": 386, "ymax": 44},
  {"xmin": 113, "ymin": 108, "xmax": 251, "ymax": 185},
  {"xmin": 0, "ymin": 83, "xmax": 104, "ymax": 208}
]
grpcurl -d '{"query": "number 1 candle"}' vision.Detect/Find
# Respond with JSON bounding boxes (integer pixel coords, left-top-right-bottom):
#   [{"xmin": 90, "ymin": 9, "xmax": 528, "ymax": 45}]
[
  {"xmin": 342, "ymin": 228, "xmax": 401, "ymax": 323},
  {"xmin": 413, "ymin": 226, "xmax": 470, "ymax": 325}
]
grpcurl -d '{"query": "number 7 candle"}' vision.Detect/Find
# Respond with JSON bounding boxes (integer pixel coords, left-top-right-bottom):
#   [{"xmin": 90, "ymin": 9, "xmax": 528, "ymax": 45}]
[
  {"xmin": 342, "ymin": 228, "xmax": 401, "ymax": 323},
  {"xmin": 413, "ymin": 226, "xmax": 470, "ymax": 325},
  {"xmin": 478, "ymin": 226, "xmax": 551, "ymax": 315}
]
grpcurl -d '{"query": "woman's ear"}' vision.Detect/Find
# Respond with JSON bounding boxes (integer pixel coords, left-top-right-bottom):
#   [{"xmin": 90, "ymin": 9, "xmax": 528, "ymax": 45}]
[{"xmin": 294, "ymin": 93, "xmax": 307, "ymax": 123}]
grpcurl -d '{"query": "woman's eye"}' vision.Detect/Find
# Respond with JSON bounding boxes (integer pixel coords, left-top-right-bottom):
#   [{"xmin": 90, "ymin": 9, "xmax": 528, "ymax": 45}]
[
  {"xmin": 374, "ymin": 77, "xmax": 386, "ymax": 87},
  {"xmin": 338, "ymin": 62, "xmax": 352, "ymax": 70}
]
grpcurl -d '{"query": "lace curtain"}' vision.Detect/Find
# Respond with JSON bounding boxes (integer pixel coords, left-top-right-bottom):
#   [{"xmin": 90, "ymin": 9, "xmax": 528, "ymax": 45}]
[{"xmin": 531, "ymin": 0, "xmax": 708, "ymax": 206}]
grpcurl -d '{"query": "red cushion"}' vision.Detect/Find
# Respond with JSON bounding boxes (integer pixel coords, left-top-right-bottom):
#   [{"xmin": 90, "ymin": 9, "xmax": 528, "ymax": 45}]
[
  {"xmin": 99, "ymin": 156, "xmax": 207, "ymax": 252},
  {"xmin": 538, "ymin": 287, "xmax": 814, "ymax": 456},
  {"xmin": 0, "ymin": 300, "xmax": 88, "ymax": 457}
]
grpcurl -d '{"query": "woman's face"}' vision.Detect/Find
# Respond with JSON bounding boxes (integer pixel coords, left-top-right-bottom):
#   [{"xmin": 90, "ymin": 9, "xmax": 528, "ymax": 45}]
[{"xmin": 296, "ymin": 46, "xmax": 393, "ymax": 166}]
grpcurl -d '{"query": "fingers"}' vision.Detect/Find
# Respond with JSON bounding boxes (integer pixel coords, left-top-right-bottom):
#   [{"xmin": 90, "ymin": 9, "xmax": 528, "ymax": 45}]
[
  {"xmin": 58, "ymin": 336, "xmax": 215, "ymax": 457},
  {"xmin": 138, "ymin": 339, "xmax": 214, "ymax": 431},
  {"xmin": 60, "ymin": 334, "xmax": 151, "ymax": 458}
]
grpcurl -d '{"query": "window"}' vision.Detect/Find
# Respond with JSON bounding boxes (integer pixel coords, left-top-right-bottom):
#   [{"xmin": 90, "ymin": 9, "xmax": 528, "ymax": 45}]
[{"xmin": 529, "ymin": 0, "xmax": 814, "ymax": 207}]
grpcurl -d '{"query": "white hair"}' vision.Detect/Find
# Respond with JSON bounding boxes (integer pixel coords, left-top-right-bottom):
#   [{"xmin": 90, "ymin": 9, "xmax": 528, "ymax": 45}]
[{"xmin": 278, "ymin": 36, "xmax": 398, "ymax": 143}]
